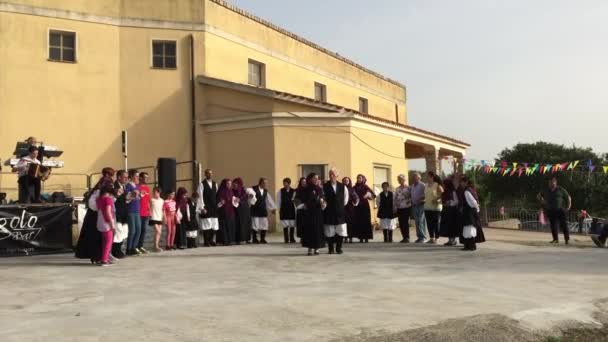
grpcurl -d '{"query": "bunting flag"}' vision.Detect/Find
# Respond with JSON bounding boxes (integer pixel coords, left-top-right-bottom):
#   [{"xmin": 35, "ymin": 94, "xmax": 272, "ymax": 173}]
[{"xmin": 459, "ymin": 158, "xmax": 607, "ymax": 177}]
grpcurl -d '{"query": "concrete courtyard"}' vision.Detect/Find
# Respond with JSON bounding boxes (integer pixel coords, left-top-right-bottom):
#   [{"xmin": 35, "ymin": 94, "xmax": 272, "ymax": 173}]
[{"xmin": 1, "ymin": 228, "xmax": 607, "ymax": 342}]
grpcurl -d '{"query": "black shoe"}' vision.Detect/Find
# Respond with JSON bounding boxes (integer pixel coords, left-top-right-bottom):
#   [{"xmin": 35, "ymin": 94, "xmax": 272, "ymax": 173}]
[
  {"xmin": 252, "ymin": 239, "xmax": 260, "ymax": 244},
  {"xmin": 388, "ymin": 231, "xmax": 393, "ymax": 243},
  {"xmin": 289, "ymin": 228, "xmax": 296, "ymax": 243},
  {"xmin": 260, "ymin": 231, "xmax": 268, "ymax": 244},
  {"xmin": 283, "ymin": 228, "xmax": 289, "ymax": 244},
  {"xmin": 550, "ymin": 240, "xmax": 559, "ymax": 244},
  {"xmin": 591, "ymin": 236, "xmax": 604, "ymax": 248},
  {"xmin": 383, "ymin": 230, "xmax": 388, "ymax": 243},
  {"xmin": 210, "ymin": 241, "xmax": 217, "ymax": 247},
  {"xmin": 335, "ymin": 237, "xmax": 344, "ymax": 254},
  {"xmin": 564, "ymin": 240, "xmax": 569, "ymax": 245}
]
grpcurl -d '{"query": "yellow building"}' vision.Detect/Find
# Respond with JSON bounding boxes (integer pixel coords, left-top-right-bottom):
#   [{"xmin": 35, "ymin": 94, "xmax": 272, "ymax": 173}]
[{"xmin": 0, "ymin": 0, "xmax": 468, "ymax": 204}]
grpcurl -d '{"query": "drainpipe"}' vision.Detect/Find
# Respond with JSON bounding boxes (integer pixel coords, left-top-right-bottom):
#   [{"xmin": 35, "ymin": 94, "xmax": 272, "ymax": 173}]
[{"xmin": 190, "ymin": 34, "xmax": 198, "ymax": 190}]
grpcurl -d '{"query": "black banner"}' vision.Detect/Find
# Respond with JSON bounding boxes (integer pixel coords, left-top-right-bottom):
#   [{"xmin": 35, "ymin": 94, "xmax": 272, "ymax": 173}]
[{"xmin": 0, "ymin": 204, "xmax": 73, "ymax": 256}]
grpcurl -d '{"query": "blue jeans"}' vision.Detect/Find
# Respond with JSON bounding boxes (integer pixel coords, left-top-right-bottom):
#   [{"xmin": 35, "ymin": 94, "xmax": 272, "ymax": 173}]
[
  {"xmin": 138, "ymin": 216, "xmax": 150, "ymax": 249},
  {"xmin": 413, "ymin": 204, "xmax": 427, "ymax": 240},
  {"xmin": 127, "ymin": 213, "xmax": 142, "ymax": 250}
]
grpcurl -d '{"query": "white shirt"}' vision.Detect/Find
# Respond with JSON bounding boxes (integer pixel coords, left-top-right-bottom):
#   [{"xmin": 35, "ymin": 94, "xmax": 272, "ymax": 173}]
[
  {"xmin": 276, "ymin": 188, "xmax": 295, "ymax": 210},
  {"xmin": 327, "ymin": 182, "xmax": 350, "ymax": 206},
  {"xmin": 262, "ymin": 188, "xmax": 277, "ymax": 210},
  {"xmin": 15, "ymin": 156, "xmax": 41, "ymax": 177},
  {"xmin": 88, "ymin": 190, "xmax": 100, "ymax": 211},
  {"xmin": 465, "ymin": 190, "xmax": 480, "ymax": 212},
  {"xmin": 150, "ymin": 198, "xmax": 164, "ymax": 221},
  {"xmin": 196, "ymin": 179, "xmax": 216, "ymax": 213}
]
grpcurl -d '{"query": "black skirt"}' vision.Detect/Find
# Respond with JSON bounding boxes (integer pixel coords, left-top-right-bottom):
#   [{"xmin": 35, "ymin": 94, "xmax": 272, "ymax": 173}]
[
  {"xmin": 296, "ymin": 209, "xmax": 305, "ymax": 238},
  {"xmin": 301, "ymin": 207, "xmax": 326, "ymax": 249},
  {"xmin": 218, "ymin": 215, "xmax": 236, "ymax": 244},
  {"xmin": 74, "ymin": 209, "xmax": 102, "ymax": 260},
  {"xmin": 235, "ymin": 203, "xmax": 251, "ymax": 243},
  {"xmin": 439, "ymin": 206, "xmax": 461, "ymax": 238},
  {"xmin": 353, "ymin": 203, "xmax": 374, "ymax": 240}
]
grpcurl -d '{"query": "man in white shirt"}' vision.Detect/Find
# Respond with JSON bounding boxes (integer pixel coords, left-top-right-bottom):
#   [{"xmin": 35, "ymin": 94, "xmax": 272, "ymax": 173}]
[
  {"xmin": 322, "ymin": 168, "xmax": 349, "ymax": 254},
  {"xmin": 410, "ymin": 172, "xmax": 427, "ymax": 243},
  {"xmin": 197, "ymin": 169, "xmax": 219, "ymax": 247},
  {"xmin": 13, "ymin": 146, "xmax": 42, "ymax": 203},
  {"xmin": 250, "ymin": 178, "xmax": 276, "ymax": 244}
]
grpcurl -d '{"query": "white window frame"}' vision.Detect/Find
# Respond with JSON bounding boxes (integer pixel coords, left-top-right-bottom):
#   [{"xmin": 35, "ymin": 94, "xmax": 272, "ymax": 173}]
[
  {"xmin": 150, "ymin": 39, "xmax": 178, "ymax": 69},
  {"xmin": 299, "ymin": 164, "xmax": 328, "ymax": 182},
  {"xmin": 47, "ymin": 28, "xmax": 78, "ymax": 63},
  {"xmin": 248, "ymin": 59, "xmax": 266, "ymax": 87},
  {"xmin": 314, "ymin": 82, "xmax": 327, "ymax": 102},
  {"xmin": 372, "ymin": 164, "xmax": 391, "ymax": 208},
  {"xmin": 359, "ymin": 97, "xmax": 369, "ymax": 114}
]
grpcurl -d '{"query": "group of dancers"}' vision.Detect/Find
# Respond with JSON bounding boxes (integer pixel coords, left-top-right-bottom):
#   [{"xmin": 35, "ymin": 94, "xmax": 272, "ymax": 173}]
[{"xmin": 75, "ymin": 166, "xmax": 485, "ymax": 265}]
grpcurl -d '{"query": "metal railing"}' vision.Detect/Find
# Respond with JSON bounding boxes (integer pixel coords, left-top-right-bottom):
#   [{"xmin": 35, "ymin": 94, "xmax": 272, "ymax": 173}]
[
  {"xmin": 482, "ymin": 206, "xmax": 603, "ymax": 235},
  {"xmin": 0, "ymin": 161, "xmax": 200, "ymax": 204}
]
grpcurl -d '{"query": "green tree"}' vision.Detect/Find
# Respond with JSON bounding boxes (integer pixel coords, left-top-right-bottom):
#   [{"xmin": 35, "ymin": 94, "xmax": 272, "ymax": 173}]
[{"xmin": 471, "ymin": 142, "xmax": 608, "ymax": 217}]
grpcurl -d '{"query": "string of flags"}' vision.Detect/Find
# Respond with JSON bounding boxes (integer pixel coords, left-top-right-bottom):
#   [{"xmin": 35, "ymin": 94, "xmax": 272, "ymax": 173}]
[{"xmin": 437, "ymin": 157, "xmax": 608, "ymax": 177}]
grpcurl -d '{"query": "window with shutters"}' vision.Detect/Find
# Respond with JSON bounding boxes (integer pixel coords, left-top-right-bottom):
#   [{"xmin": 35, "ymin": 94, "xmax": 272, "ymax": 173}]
[
  {"xmin": 314, "ymin": 82, "xmax": 327, "ymax": 102},
  {"xmin": 248, "ymin": 59, "xmax": 266, "ymax": 87},
  {"xmin": 359, "ymin": 97, "xmax": 369, "ymax": 114}
]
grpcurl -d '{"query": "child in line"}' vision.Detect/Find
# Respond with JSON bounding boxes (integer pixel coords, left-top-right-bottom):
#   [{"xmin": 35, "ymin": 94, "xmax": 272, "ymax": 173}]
[
  {"xmin": 163, "ymin": 190, "xmax": 177, "ymax": 251},
  {"xmin": 149, "ymin": 187, "xmax": 165, "ymax": 252},
  {"xmin": 96, "ymin": 185, "xmax": 116, "ymax": 266},
  {"xmin": 187, "ymin": 192, "xmax": 200, "ymax": 248},
  {"xmin": 376, "ymin": 182, "xmax": 396, "ymax": 243},
  {"xmin": 277, "ymin": 178, "xmax": 296, "ymax": 244},
  {"xmin": 175, "ymin": 187, "xmax": 190, "ymax": 250}
]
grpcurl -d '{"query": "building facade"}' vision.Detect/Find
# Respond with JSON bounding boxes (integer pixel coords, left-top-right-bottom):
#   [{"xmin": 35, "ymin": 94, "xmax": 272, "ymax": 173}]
[{"xmin": 0, "ymin": 0, "xmax": 468, "ymax": 204}]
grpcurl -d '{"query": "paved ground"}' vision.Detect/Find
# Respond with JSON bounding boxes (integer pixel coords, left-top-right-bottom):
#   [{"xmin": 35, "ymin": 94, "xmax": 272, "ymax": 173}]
[{"xmin": 1, "ymin": 228, "xmax": 607, "ymax": 342}]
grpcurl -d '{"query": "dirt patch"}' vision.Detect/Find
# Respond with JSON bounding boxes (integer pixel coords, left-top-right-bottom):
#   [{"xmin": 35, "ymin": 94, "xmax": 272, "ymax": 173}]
[
  {"xmin": 330, "ymin": 314, "xmax": 541, "ymax": 342},
  {"xmin": 331, "ymin": 300, "xmax": 608, "ymax": 342},
  {"xmin": 500, "ymin": 239, "xmax": 596, "ymax": 249}
]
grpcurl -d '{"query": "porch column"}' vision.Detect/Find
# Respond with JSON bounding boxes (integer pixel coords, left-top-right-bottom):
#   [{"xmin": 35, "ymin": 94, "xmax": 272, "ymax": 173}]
[{"xmin": 424, "ymin": 149, "xmax": 440, "ymax": 173}]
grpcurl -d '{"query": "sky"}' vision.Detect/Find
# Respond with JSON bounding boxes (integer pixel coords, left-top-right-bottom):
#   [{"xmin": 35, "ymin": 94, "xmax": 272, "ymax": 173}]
[{"xmin": 229, "ymin": 0, "xmax": 608, "ymax": 160}]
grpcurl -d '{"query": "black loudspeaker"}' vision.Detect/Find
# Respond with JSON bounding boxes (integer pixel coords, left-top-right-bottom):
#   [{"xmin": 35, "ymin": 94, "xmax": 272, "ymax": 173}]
[{"xmin": 157, "ymin": 158, "xmax": 177, "ymax": 194}]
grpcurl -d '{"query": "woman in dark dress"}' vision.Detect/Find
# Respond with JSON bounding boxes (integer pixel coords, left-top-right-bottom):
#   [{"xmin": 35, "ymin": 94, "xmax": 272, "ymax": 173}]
[
  {"xmin": 186, "ymin": 192, "xmax": 200, "ymax": 248},
  {"xmin": 353, "ymin": 174, "xmax": 376, "ymax": 243},
  {"xmin": 342, "ymin": 177, "xmax": 359, "ymax": 244},
  {"xmin": 294, "ymin": 177, "xmax": 307, "ymax": 241},
  {"xmin": 460, "ymin": 176, "xmax": 485, "ymax": 251},
  {"xmin": 233, "ymin": 177, "xmax": 252, "ymax": 245},
  {"xmin": 217, "ymin": 179, "xmax": 237, "ymax": 246},
  {"xmin": 175, "ymin": 187, "xmax": 190, "ymax": 249},
  {"xmin": 300, "ymin": 173, "xmax": 326, "ymax": 255},
  {"xmin": 75, "ymin": 167, "xmax": 115, "ymax": 264},
  {"xmin": 439, "ymin": 177, "xmax": 461, "ymax": 246}
]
